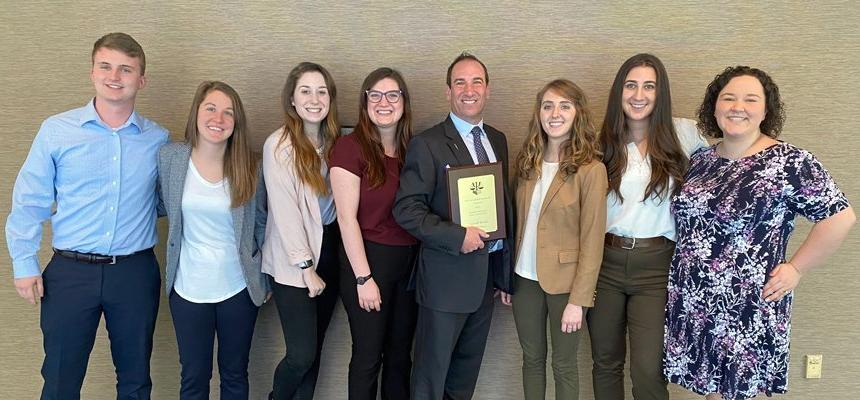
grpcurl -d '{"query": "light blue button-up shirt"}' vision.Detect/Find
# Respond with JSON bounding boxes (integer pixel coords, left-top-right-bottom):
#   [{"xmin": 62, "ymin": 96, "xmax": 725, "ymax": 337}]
[
  {"xmin": 5, "ymin": 100, "xmax": 169, "ymax": 278},
  {"xmin": 449, "ymin": 112, "xmax": 502, "ymax": 253}
]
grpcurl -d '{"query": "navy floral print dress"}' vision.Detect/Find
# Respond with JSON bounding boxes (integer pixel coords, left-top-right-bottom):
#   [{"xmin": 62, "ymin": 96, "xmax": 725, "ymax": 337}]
[{"xmin": 663, "ymin": 143, "xmax": 850, "ymax": 399}]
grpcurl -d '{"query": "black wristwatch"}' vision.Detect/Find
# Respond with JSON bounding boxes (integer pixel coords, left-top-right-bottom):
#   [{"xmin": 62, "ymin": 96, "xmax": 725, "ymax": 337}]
[
  {"xmin": 356, "ymin": 274, "xmax": 373, "ymax": 285},
  {"xmin": 297, "ymin": 259, "xmax": 314, "ymax": 269}
]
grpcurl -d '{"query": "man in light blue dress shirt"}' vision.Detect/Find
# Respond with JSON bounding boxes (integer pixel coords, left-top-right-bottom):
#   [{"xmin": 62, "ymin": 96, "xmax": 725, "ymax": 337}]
[
  {"xmin": 394, "ymin": 52, "xmax": 515, "ymax": 399},
  {"xmin": 5, "ymin": 33, "xmax": 168, "ymax": 400}
]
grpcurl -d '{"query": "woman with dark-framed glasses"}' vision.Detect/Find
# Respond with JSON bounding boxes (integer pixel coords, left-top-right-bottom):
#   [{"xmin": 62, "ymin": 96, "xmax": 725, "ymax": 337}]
[{"xmin": 330, "ymin": 67, "xmax": 418, "ymax": 400}]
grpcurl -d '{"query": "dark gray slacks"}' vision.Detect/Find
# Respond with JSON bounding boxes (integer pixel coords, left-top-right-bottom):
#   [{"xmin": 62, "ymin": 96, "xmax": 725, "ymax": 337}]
[
  {"xmin": 411, "ymin": 271, "xmax": 495, "ymax": 400},
  {"xmin": 586, "ymin": 242, "xmax": 674, "ymax": 400}
]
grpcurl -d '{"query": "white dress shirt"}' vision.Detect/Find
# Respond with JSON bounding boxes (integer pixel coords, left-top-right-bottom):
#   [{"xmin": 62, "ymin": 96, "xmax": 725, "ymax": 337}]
[{"xmin": 606, "ymin": 118, "xmax": 707, "ymax": 241}]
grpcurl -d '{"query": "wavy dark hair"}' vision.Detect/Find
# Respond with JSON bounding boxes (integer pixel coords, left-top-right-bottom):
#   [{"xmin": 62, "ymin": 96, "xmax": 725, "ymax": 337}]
[
  {"xmin": 184, "ymin": 81, "xmax": 257, "ymax": 207},
  {"xmin": 277, "ymin": 62, "xmax": 340, "ymax": 195},
  {"xmin": 516, "ymin": 79, "xmax": 601, "ymax": 180},
  {"xmin": 351, "ymin": 67, "xmax": 413, "ymax": 188},
  {"xmin": 599, "ymin": 53, "xmax": 688, "ymax": 202},
  {"xmin": 697, "ymin": 65, "xmax": 785, "ymax": 138}
]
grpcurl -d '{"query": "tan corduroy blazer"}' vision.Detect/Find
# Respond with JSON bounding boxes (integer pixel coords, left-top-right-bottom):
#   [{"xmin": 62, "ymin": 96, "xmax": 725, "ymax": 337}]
[{"xmin": 513, "ymin": 160, "xmax": 607, "ymax": 306}]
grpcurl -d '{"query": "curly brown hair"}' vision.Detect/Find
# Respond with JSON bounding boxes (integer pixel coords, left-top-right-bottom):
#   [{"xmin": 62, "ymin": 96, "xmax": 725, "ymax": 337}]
[
  {"xmin": 696, "ymin": 66, "xmax": 785, "ymax": 138},
  {"xmin": 516, "ymin": 79, "xmax": 601, "ymax": 180}
]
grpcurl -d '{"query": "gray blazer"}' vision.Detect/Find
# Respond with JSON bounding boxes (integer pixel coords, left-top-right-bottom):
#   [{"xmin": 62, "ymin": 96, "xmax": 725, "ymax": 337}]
[{"xmin": 157, "ymin": 142, "xmax": 270, "ymax": 306}]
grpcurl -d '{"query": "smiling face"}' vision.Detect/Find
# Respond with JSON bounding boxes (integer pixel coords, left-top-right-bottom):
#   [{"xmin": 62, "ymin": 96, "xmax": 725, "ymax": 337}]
[
  {"xmin": 714, "ymin": 75, "xmax": 767, "ymax": 139},
  {"xmin": 540, "ymin": 89, "xmax": 576, "ymax": 144},
  {"xmin": 366, "ymin": 77, "xmax": 404, "ymax": 130},
  {"xmin": 291, "ymin": 71, "xmax": 330, "ymax": 126},
  {"xmin": 90, "ymin": 47, "xmax": 146, "ymax": 107},
  {"xmin": 620, "ymin": 65, "xmax": 657, "ymax": 122},
  {"xmin": 446, "ymin": 59, "xmax": 490, "ymax": 124},
  {"xmin": 195, "ymin": 89, "xmax": 235, "ymax": 147}
]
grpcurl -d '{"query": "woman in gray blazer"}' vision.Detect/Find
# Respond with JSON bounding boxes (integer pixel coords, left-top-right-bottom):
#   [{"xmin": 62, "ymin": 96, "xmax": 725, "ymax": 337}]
[{"xmin": 158, "ymin": 81, "xmax": 269, "ymax": 400}]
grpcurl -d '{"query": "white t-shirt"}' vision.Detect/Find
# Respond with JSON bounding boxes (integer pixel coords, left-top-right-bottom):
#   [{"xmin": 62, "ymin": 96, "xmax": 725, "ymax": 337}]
[
  {"xmin": 605, "ymin": 118, "xmax": 707, "ymax": 241},
  {"xmin": 515, "ymin": 161, "xmax": 560, "ymax": 281},
  {"xmin": 175, "ymin": 159, "xmax": 246, "ymax": 303}
]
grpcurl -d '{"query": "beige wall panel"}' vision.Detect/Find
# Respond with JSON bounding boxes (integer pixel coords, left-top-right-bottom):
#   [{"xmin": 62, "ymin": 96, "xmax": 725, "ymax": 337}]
[{"xmin": 1, "ymin": 1, "xmax": 857, "ymax": 398}]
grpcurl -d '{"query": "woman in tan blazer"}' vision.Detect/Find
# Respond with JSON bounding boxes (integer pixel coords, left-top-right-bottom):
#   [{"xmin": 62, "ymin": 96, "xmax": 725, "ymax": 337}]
[{"xmin": 511, "ymin": 79, "xmax": 607, "ymax": 400}]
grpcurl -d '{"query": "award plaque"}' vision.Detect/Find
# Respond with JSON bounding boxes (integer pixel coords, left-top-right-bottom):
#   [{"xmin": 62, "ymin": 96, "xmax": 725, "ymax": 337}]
[{"xmin": 446, "ymin": 162, "xmax": 506, "ymax": 240}]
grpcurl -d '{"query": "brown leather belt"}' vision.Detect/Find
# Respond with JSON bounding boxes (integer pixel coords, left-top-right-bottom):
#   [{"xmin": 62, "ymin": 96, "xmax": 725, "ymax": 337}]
[
  {"xmin": 604, "ymin": 233, "xmax": 673, "ymax": 250},
  {"xmin": 53, "ymin": 248, "xmax": 151, "ymax": 265}
]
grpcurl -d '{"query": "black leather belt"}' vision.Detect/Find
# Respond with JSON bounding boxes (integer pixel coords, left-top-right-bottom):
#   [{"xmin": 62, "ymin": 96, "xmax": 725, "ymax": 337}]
[
  {"xmin": 604, "ymin": 233, "xmax": 673, "ymax": 250},
  {"xmin": 53, "ymin": 248, "xmax": 150, "ymax": 265}
]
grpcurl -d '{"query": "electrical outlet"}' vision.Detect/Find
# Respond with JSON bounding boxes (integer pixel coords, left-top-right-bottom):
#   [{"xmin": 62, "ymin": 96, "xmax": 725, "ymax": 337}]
[{"xmin": 805, "ymin": 354, "xmax": 822, "ymax": 379}]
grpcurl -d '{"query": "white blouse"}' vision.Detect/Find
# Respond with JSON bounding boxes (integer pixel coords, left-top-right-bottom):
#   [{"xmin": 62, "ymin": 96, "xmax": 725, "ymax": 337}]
[
  {"xmin": 605, "ymin": 118, "xmax": 707, "ymax": 241},
  {"xmin": 175, "ymin": 159, "xmax": 246, "ymax": 303},
  {"xmin": 515, "ymin": 162, "xmax": 560, "ymax": 281}
]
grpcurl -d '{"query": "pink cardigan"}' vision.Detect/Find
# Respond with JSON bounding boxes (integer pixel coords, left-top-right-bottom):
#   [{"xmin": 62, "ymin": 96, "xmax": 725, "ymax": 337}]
[{"xmin": 261, "ymin": 128, "xmax": 326, "ymax": 288}]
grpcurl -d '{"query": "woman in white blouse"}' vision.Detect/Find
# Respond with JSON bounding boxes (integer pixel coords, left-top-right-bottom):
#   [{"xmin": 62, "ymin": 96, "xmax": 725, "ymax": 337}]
[
  {"xmin": 586, "ymin": 54, "xmax": 706, "ymax": 400},
  {"xmin": 262, "ymin": 62, "xmax": 341, "ymax": 400},
  {"xmin": 158, "ymin": 81, "xmax": 269, "ymax": 400}
]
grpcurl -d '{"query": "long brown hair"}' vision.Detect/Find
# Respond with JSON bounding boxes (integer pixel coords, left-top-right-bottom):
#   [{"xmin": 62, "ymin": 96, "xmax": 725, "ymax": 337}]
[
  {"xmin": 599, "ymin": 53, "xmax": 687, "ymax": 202},
  {"xmin": 352, "ymin": 67, "xmax": 413, "ymax": 188},
  {"xmin": 184, "ymin": 80, "xmax": 258, "ymax": 207},
  {"xmin": 277, "ymin": 62, "xmax": 340, "ymax": 195},
  {"xmin": 516, "ymin": 79, "xmax": 601, "ymax": 180}
]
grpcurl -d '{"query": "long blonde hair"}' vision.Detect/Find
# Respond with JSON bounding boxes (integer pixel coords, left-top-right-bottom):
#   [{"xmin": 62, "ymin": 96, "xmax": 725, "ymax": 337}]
[
  {"xmin": 184, "ymin": 81, "xmax": 258, "ymax": 207},
  {"xmin": 277, "ymin": 62, "xmax": 340, "ymax": 195},
  {"xmin": 516, "ymin": 79, "xmax": 601, "ymax": 180}
]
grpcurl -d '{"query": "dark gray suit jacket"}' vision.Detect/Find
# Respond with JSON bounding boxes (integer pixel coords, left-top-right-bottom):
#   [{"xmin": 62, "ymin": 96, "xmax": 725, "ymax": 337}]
[
  {"xmin": 394, "ymin": 117, "xmax": 515, "ymax": 313},
  {"xmin": 157, "ymin": 142, "xmax": 270, "ymax": 306}
]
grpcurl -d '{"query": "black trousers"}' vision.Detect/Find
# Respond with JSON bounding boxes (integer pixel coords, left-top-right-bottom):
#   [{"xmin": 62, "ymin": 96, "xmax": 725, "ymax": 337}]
[
  {"xmin": 339, "ymin": 240, "xmax": 418, "ymax": 400},
  {"xmin": 169, "ymin": 289, "xmax": 259, "ymax": 400},
  {"xmin": 40, "ymin": 249, "xmax": 160, "ymax": 400},
  {"xmin": 411, "ymin": 261, "xmax": 496, "ymax": 400},
  {"xmin": 271, "ymin": 222, "xmax": 340, "ymax": 400}
]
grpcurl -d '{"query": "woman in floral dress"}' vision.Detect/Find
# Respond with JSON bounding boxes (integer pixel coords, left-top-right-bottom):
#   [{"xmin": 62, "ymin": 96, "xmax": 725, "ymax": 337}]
[{"xmin": 663, "ymin": 66, "xmax": 856, "ymax": 399}]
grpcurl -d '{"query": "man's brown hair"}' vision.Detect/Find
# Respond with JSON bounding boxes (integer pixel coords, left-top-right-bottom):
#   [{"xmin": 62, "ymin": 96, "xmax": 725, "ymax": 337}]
[{"xmin": 92, "ymin": 32, "xmax": 146, "ymax": 75}]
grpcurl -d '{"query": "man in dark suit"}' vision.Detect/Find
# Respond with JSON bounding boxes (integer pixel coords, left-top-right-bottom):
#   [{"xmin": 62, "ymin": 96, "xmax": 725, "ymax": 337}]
[{"xmin": 394, "ymin": 52, "xmax": 514, "ymax": 400}]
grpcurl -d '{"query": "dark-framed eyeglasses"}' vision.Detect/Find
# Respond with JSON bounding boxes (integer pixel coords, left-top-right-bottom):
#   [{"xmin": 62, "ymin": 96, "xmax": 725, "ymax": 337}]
[{"xmin": 366, "ymin": 90, "xmax": 403, "ymax": 103}]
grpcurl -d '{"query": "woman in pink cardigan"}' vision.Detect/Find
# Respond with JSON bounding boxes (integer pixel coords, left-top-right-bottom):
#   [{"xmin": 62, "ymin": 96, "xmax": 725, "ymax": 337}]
[{"xmin": 261, "ymin": 62, "xmax": 341, "ymax": 400}]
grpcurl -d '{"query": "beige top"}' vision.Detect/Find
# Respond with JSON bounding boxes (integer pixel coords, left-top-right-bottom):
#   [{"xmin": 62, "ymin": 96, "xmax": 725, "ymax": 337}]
[{"xmin": 261, "ymin": 128, "xmax": 326, "ymax": 288}]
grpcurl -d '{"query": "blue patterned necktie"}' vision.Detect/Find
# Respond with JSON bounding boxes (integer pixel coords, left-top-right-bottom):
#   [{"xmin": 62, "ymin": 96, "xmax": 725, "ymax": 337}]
[
  {"xmin": 470, "ymin": 125, "xmax": 502, "ymax": 251},
  {"xmin": 471, "ymin": 126, "xmax": 490, "ymax": 164}
]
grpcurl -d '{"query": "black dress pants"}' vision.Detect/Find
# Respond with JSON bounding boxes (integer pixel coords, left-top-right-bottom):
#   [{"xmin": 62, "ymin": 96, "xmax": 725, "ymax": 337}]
[
  {"xmin": 339, "ymin": 240, "xmax": 418, "ymax": 400},
  {"xmin": 271, "ymin": 222, "xmax": 341, "ymax": 400}
]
